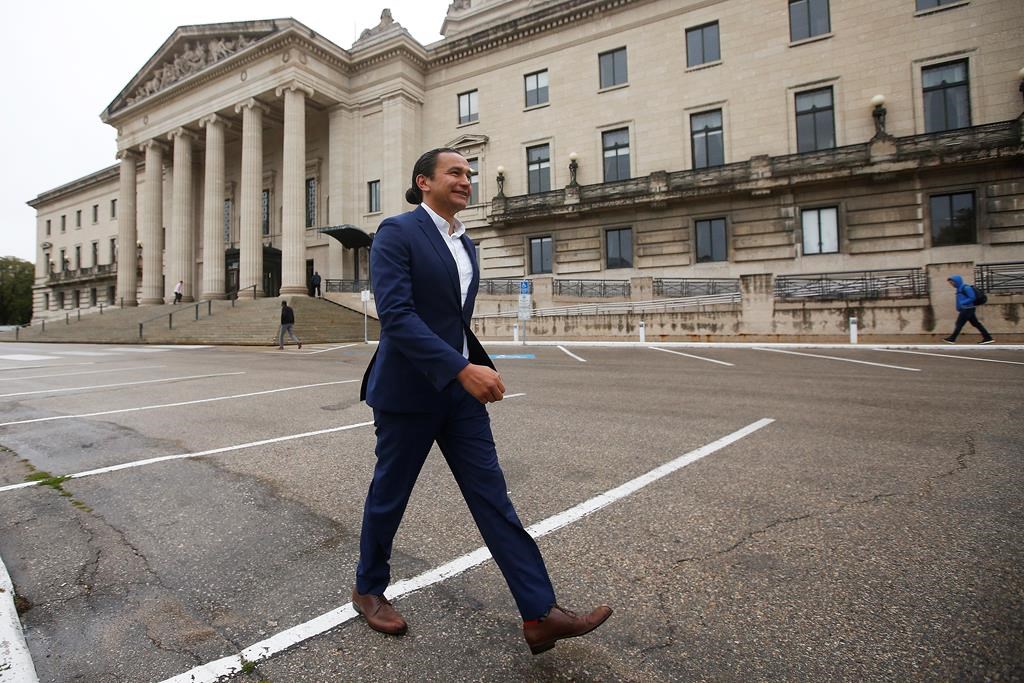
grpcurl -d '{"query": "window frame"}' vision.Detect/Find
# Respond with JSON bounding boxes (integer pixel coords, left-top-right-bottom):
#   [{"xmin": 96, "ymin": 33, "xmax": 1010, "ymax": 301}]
[
  {"xmin": 110, "ymin": 198, "xmax": 117, "ymax": 219},
  {"xmin": 788, "ymin": 0, "xmax": 831, "ymax": 43},
  {"xmin": 368, "ymin": 180, "xmax": 381, "ymax": 214},
  {"xmin": 75, "ymin": 210, "xmax": 82, "ymax": 228},
  {"xmin": 305, "ymin": 177, "xmax": 317, "ymax": 228},
  {"xmin": 800, "ymin": 206, "xmax": 840, "ymax": 255},
  {"xmin": 45, "ymin": 219, "xmax": 51, "ymax": 236},
  {"xmin": 458, "ymin": 90, "xmax": 479, "ymax": 125},
  {"xmin": 922, "ymin": 59, "xmax": 971, "ymax": 133},
  {"xmin": 795, "ymin": 86, "xmax": 836, "ymax": 153},
  {"xmin": 261, "ymin": 189, "xmax": 271, "ymax": 236},
  {"xmin": 91, "ymin": 204, "xmax": 99, "ymax": 224},
  {"xmin": 598, "ymin": 47, "xmax": 628, "ymax": 89},
  {"xmin": 526, "ymin": 144, "xmax": 552, "ymax": 194},
  {"xmin": 690, "ymin": 108, "xmax": 725, "ymax": 169},
  {"xmin": 685, "ymin": 21, "xmax": 721, "ymax": 68},
  {"xmin": 223, "ymin": 198, "xmax": 233, "ymax": 244},
  {"xmin": 467, "ymin": 158, "xmax": 480, "ymax": 205},
  {"xmin": 694, "ymin": 217, "xmax": 729, "ymax": 263},
  {"xmin": 929, "ymin": 190, "xmax": 976, "ymax": 247},
  {"xmin": 601, "ymin": 127, "xmax": 631, "ymax": 182},
  {"xmin": 605, "ymin": 227, "xmax": 634, "ymax": 269},
  {"xmin": 528, "ymin": 235, "xmax": 553, "ymax": 274},
  {"xmin": 524, "ymin": 70, "xmax": 550, "ymax": 108}
]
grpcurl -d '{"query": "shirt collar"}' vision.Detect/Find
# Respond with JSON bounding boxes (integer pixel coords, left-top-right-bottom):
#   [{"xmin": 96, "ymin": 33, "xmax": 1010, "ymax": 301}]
[{"xmin": 421, "ymin": 202, "xmax": 466, "ymax": 239}]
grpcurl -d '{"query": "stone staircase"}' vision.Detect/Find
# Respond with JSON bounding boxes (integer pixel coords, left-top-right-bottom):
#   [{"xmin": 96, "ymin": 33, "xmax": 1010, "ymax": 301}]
[{"xmin": 0, "ymin": 297, "xmax": 379, "ymax": 345}]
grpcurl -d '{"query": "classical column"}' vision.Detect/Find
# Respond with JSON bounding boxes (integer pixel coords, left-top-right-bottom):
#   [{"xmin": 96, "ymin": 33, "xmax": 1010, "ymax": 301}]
[
  {"xmin": 199, "ymin": 114, "xmax": 227, "ymax": 299},
  {"xmin": 235, "ymin": 98, "xmax": 267, "ymax": 298},
  {"xmin": 139, "ymin": 140, "xmax": 166, "ymax": 305},
  {"xmin": 167, "ymin": 127, "xmax": 197, "ymax": 303},
  {"xmin": 276, "ymin": 81, "xmax": 315, "ymax": 295},
  {"xmin": 116, "ymin": 149, "xmax": 140, "ymax": 306}
]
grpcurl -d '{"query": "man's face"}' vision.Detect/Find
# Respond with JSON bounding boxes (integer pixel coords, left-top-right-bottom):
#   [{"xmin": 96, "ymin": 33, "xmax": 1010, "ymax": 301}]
[{"xmin": 419, "ymin": 152, "xmax": 473, "ymax": 216}]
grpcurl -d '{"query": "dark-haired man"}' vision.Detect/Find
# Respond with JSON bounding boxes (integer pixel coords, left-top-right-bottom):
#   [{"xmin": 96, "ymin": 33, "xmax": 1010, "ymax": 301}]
[{"xmin": 354, "ymin": 148, "xmax": 611, "ymax": 654}]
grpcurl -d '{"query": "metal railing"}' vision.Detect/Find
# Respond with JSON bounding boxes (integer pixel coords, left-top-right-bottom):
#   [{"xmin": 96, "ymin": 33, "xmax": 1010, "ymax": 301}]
[
  {"xmin": 325, "ymin": 279, "xmax": 372, "ymax": 293},
  {"xmin": 48, "ymin": 263, "xmax": 117, "ymax": 283},
  {"xmin": 974, "ymin": 261, "xmax": 1024, "ymax": 293},
  {"xmin": 553, "ymin": 279, "xmax": 631, "ymax": 298},
  {"xmin": 479, "ymin": 279, "xmax": 531, "ymax": 295},
  {"xmin": 475, "ymin": 292, "xmax": 740, "ymax": 319},
  {"xmin": 653, "ymin": 278, "xmax": 740, "ymax": 297},
  {"xmin": 775, "ymin": 268, "xmax": 928, "ymax": 300},
  {"xmin": 138, "ymin": 300, "xmax": 214, "ymax": 339}
]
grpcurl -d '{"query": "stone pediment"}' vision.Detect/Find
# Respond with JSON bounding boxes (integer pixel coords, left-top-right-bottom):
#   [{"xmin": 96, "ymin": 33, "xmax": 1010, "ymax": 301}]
[
  {"xmin": 446, "ymin": 133, "xmax": 490, "ymax": 151},
  {"xmin": 104, "ymin": 20, "xmax": 287, "ymax": 117}
]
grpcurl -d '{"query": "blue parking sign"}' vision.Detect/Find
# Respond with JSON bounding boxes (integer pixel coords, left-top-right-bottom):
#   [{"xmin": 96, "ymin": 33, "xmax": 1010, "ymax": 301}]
[{"xmin": 520, "ymin": 280, "xmax": 530, "ymax": 294}]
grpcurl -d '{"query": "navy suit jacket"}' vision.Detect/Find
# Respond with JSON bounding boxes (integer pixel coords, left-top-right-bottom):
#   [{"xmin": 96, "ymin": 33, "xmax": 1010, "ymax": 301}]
[{"xmin": 360, "ymin": 206, "xmax": 495, "ymax": 412}]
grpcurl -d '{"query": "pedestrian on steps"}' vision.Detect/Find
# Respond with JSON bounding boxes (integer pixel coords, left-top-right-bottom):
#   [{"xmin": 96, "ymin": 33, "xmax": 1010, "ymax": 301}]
[{"xmin": 278, "ymin": 300, "xmax": 302, "ymax": 350}]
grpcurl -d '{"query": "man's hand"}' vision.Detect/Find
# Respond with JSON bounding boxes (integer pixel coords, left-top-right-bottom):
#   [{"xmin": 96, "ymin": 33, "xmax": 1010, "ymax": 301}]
[{"xmin": 457, "ymin": 363, "xmax": 505, "ymax": 404}]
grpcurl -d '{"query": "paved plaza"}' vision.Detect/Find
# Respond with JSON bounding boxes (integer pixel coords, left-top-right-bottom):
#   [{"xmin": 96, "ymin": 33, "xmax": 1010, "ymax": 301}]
[{"xmin": 0, "ymin": 341, "xmax": 1022, "ymax": 682}]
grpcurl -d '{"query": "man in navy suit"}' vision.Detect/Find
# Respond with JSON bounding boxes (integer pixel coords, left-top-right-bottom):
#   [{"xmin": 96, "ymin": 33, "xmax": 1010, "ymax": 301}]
[{"xmin": 354, "ymin": 148, "xmax": 611, "ymax": 654}]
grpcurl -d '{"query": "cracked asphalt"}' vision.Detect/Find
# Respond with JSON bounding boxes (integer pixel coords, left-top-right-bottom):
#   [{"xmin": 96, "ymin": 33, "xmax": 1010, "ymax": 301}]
[{"xmin": 0, "ymin": 341, "xmax": 1022, "ymax": 682}]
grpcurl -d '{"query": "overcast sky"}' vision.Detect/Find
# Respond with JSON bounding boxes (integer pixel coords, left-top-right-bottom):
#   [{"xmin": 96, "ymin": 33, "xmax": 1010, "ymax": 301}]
[{"xmin": 1, "ymin": 0, "xmax": 452, "ymax": 262}]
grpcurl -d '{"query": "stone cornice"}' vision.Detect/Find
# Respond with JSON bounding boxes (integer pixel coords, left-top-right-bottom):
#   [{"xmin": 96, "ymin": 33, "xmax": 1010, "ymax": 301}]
[{"xmin": 27, "ymin": 164, "xmax": 120, "ymax": 208}]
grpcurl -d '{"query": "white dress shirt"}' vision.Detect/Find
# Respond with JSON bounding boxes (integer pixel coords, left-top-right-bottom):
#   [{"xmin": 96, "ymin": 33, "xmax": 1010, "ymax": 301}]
[{"xmin": 421, "ymin": 202, "xmax": 473, "ymax": 358}]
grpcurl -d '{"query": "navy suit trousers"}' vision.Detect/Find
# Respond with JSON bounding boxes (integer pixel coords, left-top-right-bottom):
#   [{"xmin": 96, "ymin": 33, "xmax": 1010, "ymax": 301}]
[{"xmin": 356, "ymin": 382, "xmax": 556, "ymax": 620}]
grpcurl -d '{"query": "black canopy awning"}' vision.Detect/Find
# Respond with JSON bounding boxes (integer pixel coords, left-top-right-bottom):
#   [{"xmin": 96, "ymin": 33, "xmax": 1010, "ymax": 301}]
[{"xmin": 318, "ymin": 225, "xmax": 373, "ymax": 249}]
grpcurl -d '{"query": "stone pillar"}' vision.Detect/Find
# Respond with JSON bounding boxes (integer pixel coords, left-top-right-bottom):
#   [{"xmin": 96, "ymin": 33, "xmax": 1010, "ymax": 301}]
[
  {"xmin": 167, "ymin": 127, "xmax": 197, "ymax": 302},
  {"xmin": 140, "ymin": 140, "xmax": 166, "ymax": 304},
  {"xmin": 199, "ymin": 114, "xmax": 227, "ymax": 299},
  {"xmin": 116, "ymin": 149, "xmax": 140, "ymax": 306},
  {"xmin": 277, "ymin": 82, "xmax": 315, "ymax": 295},
  {"xmin": 235, "ymin": 98, "xmax": 267, "ymax": 298}
]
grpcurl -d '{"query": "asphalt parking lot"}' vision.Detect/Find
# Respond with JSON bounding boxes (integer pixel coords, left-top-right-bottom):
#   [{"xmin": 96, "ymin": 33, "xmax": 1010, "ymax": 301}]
[{"xmin": 0, "ymin": 341, "xmax": 1022, "ymax": 682}]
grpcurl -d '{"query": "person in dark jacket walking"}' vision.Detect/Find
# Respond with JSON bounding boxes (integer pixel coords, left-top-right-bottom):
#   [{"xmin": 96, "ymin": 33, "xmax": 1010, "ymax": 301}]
[
  {"xmin": 311, "ymin": 271, "xmax": 322, "ymax": 298},
  {"xmin": 944, "ymin": 274, "xmax": 993, "ymax": 344},
  {"xmin": 277, "ymin": 300, "xmax": 302, "ymax": 350}
]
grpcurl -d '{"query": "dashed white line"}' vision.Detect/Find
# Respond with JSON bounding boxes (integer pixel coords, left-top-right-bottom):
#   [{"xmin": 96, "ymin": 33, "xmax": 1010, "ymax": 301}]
[
  {"xmin": 557, "ymin": 346, "xmax": 587, "ymax": 362},
  {"xmin": 160, "ymin": 417, "xmax": 775, "ymax": 683},
  {"xmin": 0, "ymin": 365, "xmax": 165, "ymax": 383},
  {"xmin": 0, "ymin": 380, "xmax": 359, "ymax": 427},
  {"xmin": 877, "ymin": 349, "xmax": 1024, "ymax": 365},
  {"xmin": 649, "ymin": 346, "xmax": 734, "ymax": 366},
  {"xmin": 754, "ymin": 347, "xmax": 921, "ymax": 372},
  {"xmin": 0, "ymin": 372, "xmax": 245, "ymax": 399}
]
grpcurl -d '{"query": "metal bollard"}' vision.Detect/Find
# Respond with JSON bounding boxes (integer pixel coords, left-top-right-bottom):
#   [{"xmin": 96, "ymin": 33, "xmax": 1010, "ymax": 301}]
[
  {"xmin": 849, "ymin": 316, "xmax": 858, "ymax": 344},
  {"xmin": 168, "ymin": 313, "xmax": 173, "ymax": 330},
  {"xmin": 138, "ymin": 323, "xmax": 143, "ymax": 339},
  {"xmin": 639, "ymin": 320, "xmax": 646, "ymax": 343}
]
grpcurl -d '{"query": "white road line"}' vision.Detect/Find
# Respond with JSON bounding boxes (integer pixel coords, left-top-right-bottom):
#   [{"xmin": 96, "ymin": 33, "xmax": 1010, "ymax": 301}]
[
  {"xmin": 0, "ymin": 372, "xmax": 245, "ymax": 399},
  {"xmin": 649, "ymin": 346, "xmax": 734, "ymax": 367},
  {"xmin": 557, "ymin": 346, "xmax": 587, "ymax": 362},
  {"xmin": 0, "ymin": 380, "xmax": 359, "ymax": 427},
  {"xmin": 0, "ymin": 362, "xmax": 95, "ymax": 373},
  {"xmin": 0, "ymin": 365, "xmax": 165, "ymax": 383},
  {"xmin": 303, "ymin": 343, "xmax": 359, "ymax": 355},
  {"xmin": 877, "ymin": 349, "xmax": 1024, "ymax": 365},
  {"xmin": 0, "ymin": 554, "xmax": 39, "ymax": 682},
  {"xmin": 160, "ymin": 417, "xmax": 775, "ymax": 683},
  {"xmin": 46, "ymin": 351, "xmax": 119, "ymax": 357},
  {"xmin": 108, "ymin": 347, "xmax": 169, "ymax": 353},
  {"xmin": 0, "ymin": 355, "xmax": 61, "ymax": 362},
  {"xmin": 504, "ymin": 392, "xmax": 526, "ymax": 399},
  {"xmin": 754, "ymin": 347, "xmax": 921, "ymax": 372}
]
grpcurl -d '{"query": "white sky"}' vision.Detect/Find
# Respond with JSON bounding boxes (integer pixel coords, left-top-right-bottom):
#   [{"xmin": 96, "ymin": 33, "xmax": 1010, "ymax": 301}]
[{"xmin": 1, "ymin": 0, "xmax": 452, "ymax": 262}]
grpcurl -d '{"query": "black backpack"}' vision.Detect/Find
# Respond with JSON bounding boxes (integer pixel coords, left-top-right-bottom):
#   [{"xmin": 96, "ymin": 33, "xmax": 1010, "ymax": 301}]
[{"xmin": 970, "ymin": 284, "xmax": 988, "ymax": 306}]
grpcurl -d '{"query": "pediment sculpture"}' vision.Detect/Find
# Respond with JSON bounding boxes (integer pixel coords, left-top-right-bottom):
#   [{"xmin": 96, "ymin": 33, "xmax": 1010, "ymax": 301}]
[{"xmin": 125, "ymin": 35, "xmax": 257, "ymax": 106}]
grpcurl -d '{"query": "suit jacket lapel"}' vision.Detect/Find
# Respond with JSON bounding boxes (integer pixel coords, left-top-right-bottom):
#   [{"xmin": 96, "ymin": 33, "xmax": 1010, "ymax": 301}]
[
  {"xmin": 460, "ymin": 233, "xmax": 479, "ymax": 318},
  {"xmin": 414, "ymin": 206, "xmax": 461, "ymax": 309}
]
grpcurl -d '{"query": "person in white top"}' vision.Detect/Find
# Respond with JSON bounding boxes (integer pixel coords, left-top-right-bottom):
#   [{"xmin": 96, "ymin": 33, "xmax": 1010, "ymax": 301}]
[{"xmin": 173, "ymin": 280, "xmax": 183, "ymax": 305}]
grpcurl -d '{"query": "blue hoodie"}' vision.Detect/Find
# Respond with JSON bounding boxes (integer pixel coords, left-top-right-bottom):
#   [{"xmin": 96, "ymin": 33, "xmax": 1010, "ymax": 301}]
[{"xmin": 948, "ymin": 274, "xmax": 977, "ymax": 311}]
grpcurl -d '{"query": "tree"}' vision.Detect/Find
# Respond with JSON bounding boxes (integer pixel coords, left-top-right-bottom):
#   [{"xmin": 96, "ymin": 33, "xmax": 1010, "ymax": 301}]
[{"xmin": 0, "ymin": 256, "xmax": 35, "ymax": 325}]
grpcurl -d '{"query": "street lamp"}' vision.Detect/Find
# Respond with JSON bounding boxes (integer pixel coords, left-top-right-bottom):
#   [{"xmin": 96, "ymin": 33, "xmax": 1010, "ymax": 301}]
[
  {"xmin": 496, "ymin": 165, "xmax": 506, "ymax": 198},
  {"xmin": 568, "ymin": 152, "xmax": 579, "ymax": 187},
  {"xmin": 871, "ymin": 94, "xmax": 887, "ymax": 137}
]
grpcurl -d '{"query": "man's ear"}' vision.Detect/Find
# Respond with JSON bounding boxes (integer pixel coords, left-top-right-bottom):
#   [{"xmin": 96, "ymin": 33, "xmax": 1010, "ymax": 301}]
[{"xmin": 415, "ymin": 173, "xmax": 431, "ymax": 192}]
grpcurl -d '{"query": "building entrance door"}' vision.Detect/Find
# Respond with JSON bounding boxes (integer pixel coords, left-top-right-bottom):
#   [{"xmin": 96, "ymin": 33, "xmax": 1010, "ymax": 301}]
[{"xmin": 263, "ymin": 247, "xmax": 282, "ymax": 297}]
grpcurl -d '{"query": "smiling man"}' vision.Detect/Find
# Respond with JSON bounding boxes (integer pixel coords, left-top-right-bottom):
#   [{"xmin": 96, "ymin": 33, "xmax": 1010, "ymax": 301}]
[{"xmin": 354, "ymin": 148, "xmax": 612, "ymax": 654}]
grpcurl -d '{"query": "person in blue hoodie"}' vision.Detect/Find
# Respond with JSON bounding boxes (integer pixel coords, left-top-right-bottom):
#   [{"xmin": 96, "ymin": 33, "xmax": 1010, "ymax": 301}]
[{"xmin": 944, "ymin": 274, "xmax": 993, "ymax": 344}]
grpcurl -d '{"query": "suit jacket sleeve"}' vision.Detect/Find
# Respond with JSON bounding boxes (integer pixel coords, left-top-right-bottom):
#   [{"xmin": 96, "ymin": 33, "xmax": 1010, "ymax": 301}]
[{"xmin": 371, "ymin": 218, "xmax": 470, "ymax": 392}]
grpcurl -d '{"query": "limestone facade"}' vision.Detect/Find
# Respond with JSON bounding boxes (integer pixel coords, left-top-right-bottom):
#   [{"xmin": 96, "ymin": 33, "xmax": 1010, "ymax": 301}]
[{"xmin": 27, "ymin": 0, "xmax": 1024, "ymax": 319}]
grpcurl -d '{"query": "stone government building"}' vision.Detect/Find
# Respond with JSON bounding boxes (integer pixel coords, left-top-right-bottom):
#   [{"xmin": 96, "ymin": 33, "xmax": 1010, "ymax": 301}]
[{"xmin": 27, "ymin": 0, "xmax": 1024, "ymax": 338}]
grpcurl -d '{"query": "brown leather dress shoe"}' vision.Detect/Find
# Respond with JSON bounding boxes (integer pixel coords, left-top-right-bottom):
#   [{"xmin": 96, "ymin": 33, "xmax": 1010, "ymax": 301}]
[
  {"xmin": 523, "ymin": 604, "xmax": 613, "ymax": 655},
  {"xmin": 352, "ymin": 589, "xmax": 408, "ymax": 635}
]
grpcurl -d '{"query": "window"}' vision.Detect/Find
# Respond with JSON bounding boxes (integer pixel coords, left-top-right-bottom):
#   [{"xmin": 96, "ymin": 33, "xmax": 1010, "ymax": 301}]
[
  {"xmin": 691, "ymin": 109, "xmax": 724, "ymax": 169},
  {"xmin": 923, "ymin": 60, "xmax": 970, "ymax": 133},
  {"xmin": 368, "ymin": 180, "xmax": 381, "ymax": 213},
  {"xmin": 91, "ymin": 242, "xmax": 99, "ymax": 267},
  {"xmin": 599, "ymin": 47, "xmax": 628, "ymax": 89},
  {"xmin": 59, "ymin": 249, "xmax": 66, "ymax": 272},
  {"xmin": 75, "ymin": 210, "xmax": 82, "ymax": 228},
  {"xmin": 529, "ymin": 236, "xmax": 553, "ymax": 274},
  {"xmin": 525, "ymin": 70, "xmax": 549, "ymax": 107},
  {"xmin": 606, "ymin": 228, "xmax": 633, "ymax": 269},
  {"xmin": 930, "ymin": 192, "xmax": 975, "ymax": 246},
  {"xmin": 916, "ymin": 0, "xmax": 961, "ymax": 9},
  {"xmin": 305, "ymin": 177, "xmax": 317, "ymax": 228},
  {"xmin": 61, "ymin": 215, "xmax": 66, "ymax": 232},
  {"xmin": 468, "ymin": 159, "xmax": 480, "ymax": 204},
  {"xmin": 261, "ymin": 190, "xmax": 270, "ymax": 236},
  {"xmin": 223, "ymin": 199, "xmax": 232, "ymax": 243},
  {"xmin": 695, "ymin": 218, "xmax": 728, "ymax": 262},
  {"xmin": 75, "ymin": 246, "xmax": 81, "ymax": 269},
  {"xmin": 795, "ymin": 87, "xmax": 835, "ymax": 152},
  {"xmin": 801, "ymin": 207, "xmax": 839, "ymax": 254},
  {"xmin": 789, "ymin": 0, "xmax": 830, "ymax": 42},
  {"xmin": 46, "ymin": 219, "xmax": 51, "ymax": 236},
  {"xmin": 602, "ymin": 128, "xmax": 630, "ymax": 182},
  {"xmin": 527, "ymin": 144, "xmax": 551, "ymax": 194},
  {"xmin": 686, "ymin": 22, "xmax": 720, "ymax": 67},
  {"xmin": 92, "ymin": 204, "xmax": 99, "ymax": 224},
  {"xmin": 110, "ymin": 198, "xmax": 117, "ymax": 219},
  {"xmin": 110, "ymin": 238, "xmax": 117, "ymax": 263},
  {"xmin": 458, "ymin": 90, "xmax": 479, "ymax": 124}
]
